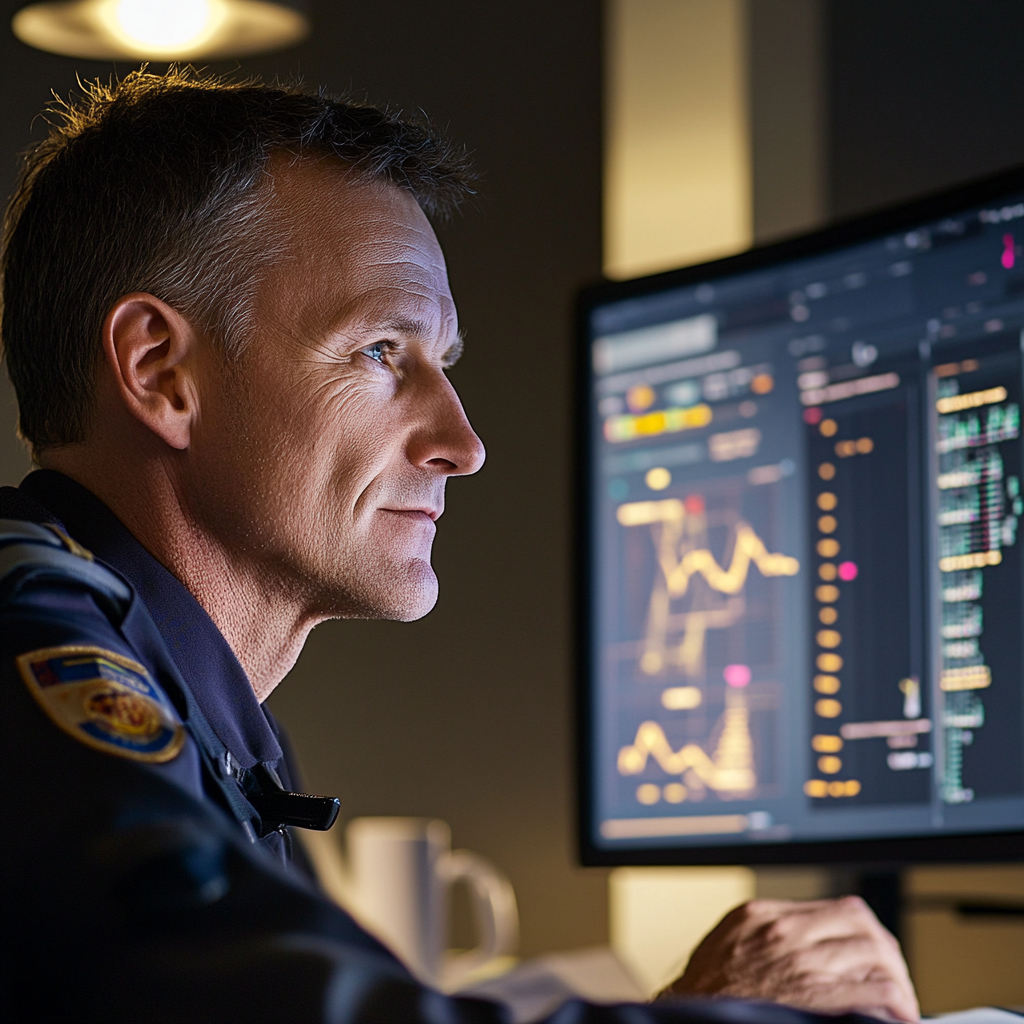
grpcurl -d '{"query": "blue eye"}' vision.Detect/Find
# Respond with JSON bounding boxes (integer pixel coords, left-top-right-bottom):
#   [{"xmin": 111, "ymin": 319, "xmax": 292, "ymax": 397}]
[{"xmin": 362, "ymin": 341, "xmax": 388, "ymax": 363}]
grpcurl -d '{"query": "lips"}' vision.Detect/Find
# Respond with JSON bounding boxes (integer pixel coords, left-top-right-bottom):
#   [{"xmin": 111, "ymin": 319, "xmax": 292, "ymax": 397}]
[{"xmin": 382, "ymin": 508, "xmax": 439, "ymax": 523}]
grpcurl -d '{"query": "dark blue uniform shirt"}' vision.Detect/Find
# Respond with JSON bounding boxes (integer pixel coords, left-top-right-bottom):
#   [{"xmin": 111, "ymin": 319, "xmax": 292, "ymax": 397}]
[
  {"xmin": 11, "ymin": 470, "xmax": 304, "ymax": 863},
  {"xmin": 0, "ymin": 470, "xmax": 872, "ymax": 1024}
]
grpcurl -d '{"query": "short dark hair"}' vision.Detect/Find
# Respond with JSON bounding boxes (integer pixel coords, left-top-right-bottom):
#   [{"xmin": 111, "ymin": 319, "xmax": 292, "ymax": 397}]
[{"xmin": 1, "ymin": 69, "xmax": 475, "ymax": 455}]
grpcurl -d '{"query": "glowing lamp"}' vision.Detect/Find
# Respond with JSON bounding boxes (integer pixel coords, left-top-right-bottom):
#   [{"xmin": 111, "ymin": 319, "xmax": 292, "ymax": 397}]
[{"xmin": 12, "ymin": 0, "xmax": 309, "ymax": 60}]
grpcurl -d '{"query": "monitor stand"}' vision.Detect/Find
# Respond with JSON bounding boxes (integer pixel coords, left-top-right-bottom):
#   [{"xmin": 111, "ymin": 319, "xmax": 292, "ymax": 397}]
[
  {"xmin": 855, "ymin": 869, "xmax": 903, "ymax": 942},
  {"xmin": 833, "ymin": 868, "xmax": 904, "ymax": 943}
]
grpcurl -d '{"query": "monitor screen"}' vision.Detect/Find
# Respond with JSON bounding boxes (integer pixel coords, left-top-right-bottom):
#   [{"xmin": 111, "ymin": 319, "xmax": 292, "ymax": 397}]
[{"xmin": 576, "ymin": 169, "xmax": 1024, "ymax": 865}]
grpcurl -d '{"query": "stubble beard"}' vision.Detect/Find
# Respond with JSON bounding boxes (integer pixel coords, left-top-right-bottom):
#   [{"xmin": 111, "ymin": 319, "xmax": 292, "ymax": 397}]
[{"xmin": 293, "ymin": 530, "xmax": 440, "ymax": 625}]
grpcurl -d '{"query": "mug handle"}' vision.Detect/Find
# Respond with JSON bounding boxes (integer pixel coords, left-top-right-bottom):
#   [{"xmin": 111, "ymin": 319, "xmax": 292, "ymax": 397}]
[{"xmin": 437, "ymin": 848, "xmax": 519, "ymax": 990}]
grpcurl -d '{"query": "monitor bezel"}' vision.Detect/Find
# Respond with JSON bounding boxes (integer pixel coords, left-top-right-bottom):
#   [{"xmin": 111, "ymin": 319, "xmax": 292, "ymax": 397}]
[{"xmin": 575, "ymin": 165, "xmax": 1024, "ymax": 867}]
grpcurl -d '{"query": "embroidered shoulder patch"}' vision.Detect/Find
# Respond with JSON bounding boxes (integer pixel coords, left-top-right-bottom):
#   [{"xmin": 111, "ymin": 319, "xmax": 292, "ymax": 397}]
[{"xmin": 17, "ymin": 645, "xmax": 185, "ymax": 763}]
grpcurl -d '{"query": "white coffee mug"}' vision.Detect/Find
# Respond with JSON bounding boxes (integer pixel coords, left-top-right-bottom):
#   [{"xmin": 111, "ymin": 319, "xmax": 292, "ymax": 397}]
[{"xmin": 345, "ymin": 817, "xmax": 519, "ymax": 988}]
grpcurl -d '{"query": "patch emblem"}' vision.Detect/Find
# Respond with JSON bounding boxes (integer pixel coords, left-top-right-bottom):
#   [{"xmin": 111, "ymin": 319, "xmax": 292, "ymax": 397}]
[{"xmin": 18, "ymin": 645, "xmax": 185, "ymax": 763}]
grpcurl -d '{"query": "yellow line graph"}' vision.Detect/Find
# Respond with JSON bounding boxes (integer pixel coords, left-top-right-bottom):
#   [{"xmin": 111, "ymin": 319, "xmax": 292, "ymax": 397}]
[
  {"xmin": 617, "ymin": 498, "xmax": 799, "ymax": 677},
  {"xmin": 661, "ymin": 524, "xmax": 798, "ymax": 597},
  {"xmin": 618, "ymin": 689, "xmax": 756, "ymax": 795}
]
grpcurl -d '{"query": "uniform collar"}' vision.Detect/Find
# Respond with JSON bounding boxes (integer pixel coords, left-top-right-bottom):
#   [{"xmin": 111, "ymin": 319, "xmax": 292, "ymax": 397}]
[{"xmin": 19, "ymin": 469, "xmax": 283, "ymax": 770}]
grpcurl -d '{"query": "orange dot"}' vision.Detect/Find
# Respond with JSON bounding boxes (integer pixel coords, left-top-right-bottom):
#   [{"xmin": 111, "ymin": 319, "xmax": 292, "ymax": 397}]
[
  {"xmin": 815, "ymin": 698, "xmax": 842, "ymax": 718},
  {"xmin": 812, "ymin": 734, "xmax": 843, "ymax": 753},
  {"xmin": 626, "ymin": 384, "xmax": 656, "ymax": 412},
  {"xmin": 820, "ymin": 419, "xmax": 838, "ymax": 437},
  {"xmin": 819, "ymin": 463, "xmax": 836, "ymax": 480},
  {"xmin": 813, "ymin": 674, "xmax": 840, "ymax": 694}
]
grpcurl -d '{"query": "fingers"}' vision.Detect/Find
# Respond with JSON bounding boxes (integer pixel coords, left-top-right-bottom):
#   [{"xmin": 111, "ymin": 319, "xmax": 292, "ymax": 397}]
[
  {"xmin": 662, "ymin": 896, "xmax": 920, "ymax": 1022},
  {"xmin": 751, "ymin": 898, "xmax": 915, "ymax": 996},
  {"xmin": 775, "ymin": 975, "xmax": 920, "ymax": 1023},
  {"xmin": 748, "ymin": 895, "xmax": 903, "ymax": 965},
  {"xmin": 788, "ymin": 933, "xmax": 896, "ymax": 978},
  {"xmin": 779, "ymin": 938, "xmax": 919, "ymax": 1020}
]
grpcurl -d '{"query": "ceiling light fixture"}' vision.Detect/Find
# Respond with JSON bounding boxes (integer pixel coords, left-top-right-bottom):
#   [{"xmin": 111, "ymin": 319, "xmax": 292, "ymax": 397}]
[{"xmin": 12, "ymin": 0, "xmax": 309, "ymax": 61}]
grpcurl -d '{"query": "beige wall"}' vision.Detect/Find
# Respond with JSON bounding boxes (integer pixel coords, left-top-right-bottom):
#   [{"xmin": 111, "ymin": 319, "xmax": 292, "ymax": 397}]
[
  {"xmin": 603, "ymin": 0, "xmax": 828, "ymax": 278},
  {"xmin": 604, "ymin": 0, "xmax": 751, "ymax": 278},
  {"xmin": 906, "ymin": 865, "xmax": 1024, "ymax": 1013}
]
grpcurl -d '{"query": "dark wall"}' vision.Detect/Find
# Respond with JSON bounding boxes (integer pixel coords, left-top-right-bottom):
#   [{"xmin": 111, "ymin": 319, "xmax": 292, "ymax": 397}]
[
  {"xmin": 0, "ymin": 0, "xmax": 607, "ymax": 955},
  {"xmin": 828, "ymin": 0, "xmax": 1024, "ymax": 219},
  {"xmin": 749, "ymin": 0, "xmax": 826, "ymax": 243}
]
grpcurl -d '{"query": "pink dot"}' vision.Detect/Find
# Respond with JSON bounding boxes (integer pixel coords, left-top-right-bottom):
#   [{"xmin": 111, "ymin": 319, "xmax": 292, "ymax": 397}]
[
  {"xmin": 1002, "ymin": 234, "xmax": 1016, "ymax": 270},
  {"xmin": 724, "ymin": 664, "xmax": 751, "ymax": 687},
  {"xmin": 803, "ymin": 407, "xmax": 823, "ymax": 425},
  {"xmin": 838, "ymin": 561, "xmax": 858, "ymax": 581}
]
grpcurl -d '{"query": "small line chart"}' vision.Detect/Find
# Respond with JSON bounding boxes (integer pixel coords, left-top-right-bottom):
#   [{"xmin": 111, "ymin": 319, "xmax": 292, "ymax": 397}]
[
  {"xmin": 616, "ymin": 496, "xmax": 800, "ymax": 678},
  {"xmin": 607, "ymin": 480, "xmax": 801, "ymax": 807},
  {"xmin": 618, "ymin": 687, "xmax": 757, "ymax": 797}
]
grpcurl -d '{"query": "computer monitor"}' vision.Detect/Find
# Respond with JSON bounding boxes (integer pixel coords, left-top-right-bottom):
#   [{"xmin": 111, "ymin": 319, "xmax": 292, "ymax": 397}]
[{"xmin": 576, "ymin": 168, "xmax": 1024, "ymax": 866}]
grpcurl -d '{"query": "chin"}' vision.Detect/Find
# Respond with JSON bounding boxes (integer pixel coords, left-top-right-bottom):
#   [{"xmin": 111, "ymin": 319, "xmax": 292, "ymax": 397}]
[
  {"xmin": 334, "ymin": 557, "xmax": 439, "ymax": 622},
  {"xmin": 390, "ymin": 559, "xmax": 440, "ymax": 621}
]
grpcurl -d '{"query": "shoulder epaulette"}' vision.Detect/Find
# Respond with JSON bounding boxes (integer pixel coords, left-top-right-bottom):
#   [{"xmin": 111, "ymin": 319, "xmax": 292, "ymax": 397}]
[{"xmin": 0, "ymin": 518, "xmax": 132, "ymax": 624}]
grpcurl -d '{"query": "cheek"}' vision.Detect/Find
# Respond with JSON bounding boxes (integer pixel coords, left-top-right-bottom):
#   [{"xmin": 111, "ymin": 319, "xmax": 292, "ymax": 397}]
[
  {"xmin": 199, "ymin": 355, "xmax": 404, "ymax": 526},
  {"xmin": 272, "ymin": 385, "xmax": 396, "ymax": 512}
]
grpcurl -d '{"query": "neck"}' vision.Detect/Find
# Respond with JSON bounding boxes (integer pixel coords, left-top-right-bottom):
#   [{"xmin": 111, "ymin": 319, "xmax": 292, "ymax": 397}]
[{"xmin": 41, "ymin": 446, "xmax": 311, "ymax": 703}]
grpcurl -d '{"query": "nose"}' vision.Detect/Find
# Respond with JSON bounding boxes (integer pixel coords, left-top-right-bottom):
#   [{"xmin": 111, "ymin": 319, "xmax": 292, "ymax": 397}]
[{"xmin": 408, "ymin": 371, "xmax": 486, "ymax": 477}]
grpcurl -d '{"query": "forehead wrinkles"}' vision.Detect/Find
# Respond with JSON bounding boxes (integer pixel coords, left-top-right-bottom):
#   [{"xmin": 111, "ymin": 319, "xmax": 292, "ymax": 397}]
[
  {"xmin": 342, "ymin": 234, "xmax": 449, "ymax": 294},
  {"xmin": 284, "ymin": 252, "xmax": 456, "ymax": 347},
  {"xmin": 257, "ymin": 161, "xmax": 453, "ymax": 342}
]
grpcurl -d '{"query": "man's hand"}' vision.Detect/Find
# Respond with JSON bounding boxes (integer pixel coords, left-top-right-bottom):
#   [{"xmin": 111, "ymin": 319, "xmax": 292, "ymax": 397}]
[{"xmin": 658, "ymin": 896, "xmax": 919, "ymax": 1022}]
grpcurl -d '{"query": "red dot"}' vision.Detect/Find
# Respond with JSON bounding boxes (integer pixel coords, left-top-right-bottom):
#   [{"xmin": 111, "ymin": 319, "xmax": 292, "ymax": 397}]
[
  {"xmin": 838, "ymin": 561, "xmax": 858, "ymax": 581},
  {"xmin": 804, "ymin": 407, "xmax": 823, "ymax": 425},
  {"xmin": 685, "ymin": 494, "xmax": 705, "ymax": 514}
]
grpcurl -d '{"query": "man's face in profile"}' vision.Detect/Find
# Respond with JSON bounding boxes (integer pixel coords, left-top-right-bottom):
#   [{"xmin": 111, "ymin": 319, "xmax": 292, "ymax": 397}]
[{"xmin": 185, "ymin": 157, "xmax": 485, "ymax": 623}]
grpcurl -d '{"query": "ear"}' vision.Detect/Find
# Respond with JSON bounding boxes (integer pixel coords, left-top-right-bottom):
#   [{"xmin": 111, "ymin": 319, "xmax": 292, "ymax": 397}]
[{"xmin": 102, "ymin": 293, "xmax": 202, "ymax": 451}]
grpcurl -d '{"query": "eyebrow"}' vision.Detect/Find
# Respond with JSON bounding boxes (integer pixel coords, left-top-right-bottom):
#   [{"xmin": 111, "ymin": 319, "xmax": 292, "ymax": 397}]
[
  {"xmin": 378, "ymin": 316, "xmax": 429, "ymax": 336},
  {"xmin": 442, "ymin": 331, "xmax": 465, "ymax": 368}
]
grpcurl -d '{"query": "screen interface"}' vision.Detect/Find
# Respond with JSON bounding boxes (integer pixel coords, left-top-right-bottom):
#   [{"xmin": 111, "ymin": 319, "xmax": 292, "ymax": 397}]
[{"xmin": 583, "ymin": 187, "xmax": 1024, "ymax": 855}]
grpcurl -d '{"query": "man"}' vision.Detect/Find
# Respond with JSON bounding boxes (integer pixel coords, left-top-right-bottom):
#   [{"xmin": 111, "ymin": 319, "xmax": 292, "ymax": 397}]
[{"xmin": 0, "ymin": 71, "xmax": 918, "ymax": 1022}]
